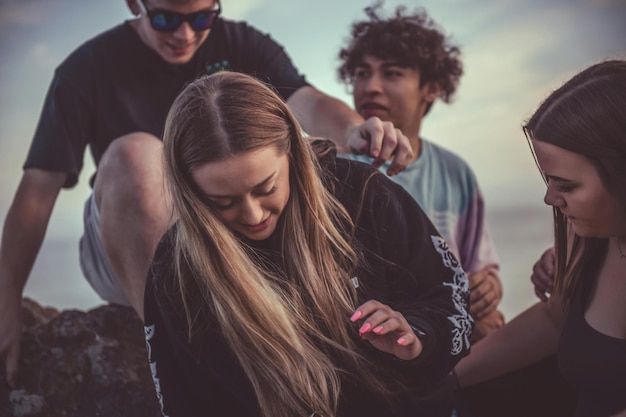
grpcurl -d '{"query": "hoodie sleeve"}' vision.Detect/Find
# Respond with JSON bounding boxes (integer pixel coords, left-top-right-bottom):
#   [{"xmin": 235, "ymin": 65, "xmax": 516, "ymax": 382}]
[{"xmin": 340, "ymin": 162, "xmax": 473, "ymax": 382}]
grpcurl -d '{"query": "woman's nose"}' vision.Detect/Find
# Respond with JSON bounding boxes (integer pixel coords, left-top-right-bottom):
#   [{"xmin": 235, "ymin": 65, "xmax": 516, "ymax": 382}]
[
  {"xmin": 544, "ymin": 187, "xmax": 565, "ymax": 208},
  {"xmin": 240, "ymin": 197, "xmax": 264, "ymax": 225}
]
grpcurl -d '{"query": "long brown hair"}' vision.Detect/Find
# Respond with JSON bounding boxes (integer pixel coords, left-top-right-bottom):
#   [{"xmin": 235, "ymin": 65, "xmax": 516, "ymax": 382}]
[
  {"xmin": 162, "ymin": 72, "xmax": 390, "ymax": 417},
  {"xmin": 523, "ymin": 59, "xmax": 626, "ymax": 311}
]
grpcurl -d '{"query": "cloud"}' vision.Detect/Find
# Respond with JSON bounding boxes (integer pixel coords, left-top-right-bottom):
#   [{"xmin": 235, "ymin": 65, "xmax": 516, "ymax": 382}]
[
  {"xmin": 225, "ymin": 0, "xmax": 275, "ymax": 18},
  {"xmin": 0, "ymin": 0, "xmax": 59, "ymax": 26},
  {"xmin": 1, "ymin": 0, "xmax": 625, "ymax": 225},
  {"xmin": 584, "ymin": 0, "xmax": 626, "ymax": 6}
]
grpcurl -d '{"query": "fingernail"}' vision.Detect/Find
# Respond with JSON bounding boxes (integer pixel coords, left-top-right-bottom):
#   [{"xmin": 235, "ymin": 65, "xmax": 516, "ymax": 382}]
[
  {"xmin": 350, "ymin": 311, "xmax": 362, "ymax": 322},
  {"xmin": 373, "ymin": 325, "xmax": 383, "ymax": 334},
  {"xmin": 397, "ymin": 337, "xmax": 407, "ymax": 345},
  {"xmin": 359, "ymin": 323, "xmax": 371, "ymax": 334}
]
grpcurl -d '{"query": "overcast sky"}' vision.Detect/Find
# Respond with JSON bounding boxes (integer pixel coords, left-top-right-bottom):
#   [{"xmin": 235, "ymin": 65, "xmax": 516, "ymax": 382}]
[
  {"xmin": 1, "ymin": 0, "xmax": 625, "ymax": 233},
  {"xmin": 0, "ymin": 0, "xmax": 625, "ymax": 312}
]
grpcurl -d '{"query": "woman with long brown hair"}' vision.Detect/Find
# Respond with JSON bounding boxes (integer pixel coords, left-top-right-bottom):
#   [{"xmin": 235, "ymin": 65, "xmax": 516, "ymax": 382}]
[
  {"xmin": 456, "ymin": 59, "xmax": 626, "ymax": 417},
  {"xmin": 143, "ymin": 71, "xmax": 472, "ymax": 417}
]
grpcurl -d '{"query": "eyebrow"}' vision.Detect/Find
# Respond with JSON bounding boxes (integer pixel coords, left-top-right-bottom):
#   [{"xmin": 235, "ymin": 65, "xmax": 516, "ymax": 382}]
[
  {"xmin": 204, "ymin": 172, "xmax": 276, "ymax": 199},
  {"xmin": 545, "ymin": 174, "xmax": 574, "ymax": 183},
  {"xmin": 356, "ymin": 60, "xmax": 405, "ymax": 69}
]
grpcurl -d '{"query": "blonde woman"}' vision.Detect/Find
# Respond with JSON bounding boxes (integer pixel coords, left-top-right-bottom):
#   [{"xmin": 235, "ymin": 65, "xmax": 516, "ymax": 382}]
[{"xmin": 143, "ymin": 71, "xmax": 472, "ymax": 417}]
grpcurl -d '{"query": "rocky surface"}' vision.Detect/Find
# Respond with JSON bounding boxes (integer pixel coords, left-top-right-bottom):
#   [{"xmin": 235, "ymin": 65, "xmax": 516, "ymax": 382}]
[{"xmin": 0, "ymin": 298, "xmax": 160, "ymax": 417}]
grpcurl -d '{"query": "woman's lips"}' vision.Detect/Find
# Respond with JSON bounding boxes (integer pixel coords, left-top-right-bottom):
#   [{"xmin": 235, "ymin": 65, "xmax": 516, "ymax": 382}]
[{"xmin": 246, "ymin": 217, "xmax": 270, "ymax": 233}]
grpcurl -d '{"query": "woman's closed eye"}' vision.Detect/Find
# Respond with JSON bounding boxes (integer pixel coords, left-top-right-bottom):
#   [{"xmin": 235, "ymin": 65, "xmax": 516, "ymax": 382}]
[
  {"xmin": 209, "ymin": 198, "xmax": 235, "ymax": 210},
  {"xmin": 556, "ymin": 184, "xmax": 576, "ymax": 193},
  {"xmin": 206, "ymin": 187, "xmax": 277, "ymax": 210},
  {"xmin": 550, "ymin": 180, "xmax": 577, "ymax": 193},
  {"xmin": 254, "ymin": 186, "xmax": 277, "ymax": 197},
  {"xmin": 546, "ymin": 177, "xmax": 577, "ymax": 193}
]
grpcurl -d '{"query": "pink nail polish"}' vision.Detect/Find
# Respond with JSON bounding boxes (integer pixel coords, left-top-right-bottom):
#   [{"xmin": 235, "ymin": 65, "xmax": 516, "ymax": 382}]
[
  {"xmin": 359, "ymin": 323, "xmax": 371, "ymax": 333},
  {"xmin": 350, "ymin": 311, "xmax": 362, "ymax": 322},
  {"xmin": 373, "ymin": 325, "xmax": 383, "ymax": 334},
  {"xmin": 397, "ymin": 337, "xmax": 406, "ymax": 345}
]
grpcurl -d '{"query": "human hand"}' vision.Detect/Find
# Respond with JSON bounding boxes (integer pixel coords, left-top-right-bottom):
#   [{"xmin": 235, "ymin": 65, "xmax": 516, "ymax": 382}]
[
  {"xmin": 468, "ymin": 269, "xmax": 501, "ymax": 320},
  {"xmin": 350, "ymin": 300, "xmax": 422, "ymax": 360},
  {"xmin": 0, "ymin": 288, "xmax": 23, "ymax": 388},
  {"xmin": 345, "ymin": 117, "xmax": 413, "ymax": 176},
  {"xmin": 531, "ymin": 247, "xmax": 555, "ymax": 302},
  {"xmin": 470, "ymin": 309, "xmax": 505, "ymax": 343}
]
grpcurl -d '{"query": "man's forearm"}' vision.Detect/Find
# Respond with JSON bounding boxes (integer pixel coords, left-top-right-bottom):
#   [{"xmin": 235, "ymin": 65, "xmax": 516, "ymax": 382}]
[
  {"xmin": 0, "ymin": 169, "xmax": 65, "ymax": 292},
  {"xmin": 286, "ymin": 86, "xmax": 363, "ymax": 150}
]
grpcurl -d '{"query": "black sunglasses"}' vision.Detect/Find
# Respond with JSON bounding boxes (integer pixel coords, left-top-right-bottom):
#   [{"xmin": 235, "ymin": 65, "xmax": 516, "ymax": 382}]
[{"xmin": 138, "ymin": 0, "xmax": 221, "ymax": 32}]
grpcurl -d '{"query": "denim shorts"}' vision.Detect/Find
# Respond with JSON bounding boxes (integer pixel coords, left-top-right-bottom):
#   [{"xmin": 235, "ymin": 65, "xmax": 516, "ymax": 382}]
[{"xmin": 79, "ymin": 192, "xmax": 131, "ymax": 306}]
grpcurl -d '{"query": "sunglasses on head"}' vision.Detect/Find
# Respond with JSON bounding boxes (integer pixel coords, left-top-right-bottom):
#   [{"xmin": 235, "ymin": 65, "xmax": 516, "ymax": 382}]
[{"xmin": 137, "ymin": 0, "xmax": 221, "ymax": 32}]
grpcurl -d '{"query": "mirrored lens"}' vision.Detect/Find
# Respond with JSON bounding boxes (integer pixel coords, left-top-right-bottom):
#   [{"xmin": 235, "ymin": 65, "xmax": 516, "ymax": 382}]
[
  {"xmin": 151, "ymin": 12, "xmax": 180, "ymax": 31},
  {"xmin": 190, "ymin": 12, "xmax": 216, "ymax": 31},
  {"xmin": 149, "ymin": 10, "xmax": 219, "ymax": 32}
]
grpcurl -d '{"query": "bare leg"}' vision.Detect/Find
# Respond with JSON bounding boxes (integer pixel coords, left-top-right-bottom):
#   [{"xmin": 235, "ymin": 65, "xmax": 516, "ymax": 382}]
[{"xmin": 94, "ymin": 133, "xmax": 174, "ymax": 320}]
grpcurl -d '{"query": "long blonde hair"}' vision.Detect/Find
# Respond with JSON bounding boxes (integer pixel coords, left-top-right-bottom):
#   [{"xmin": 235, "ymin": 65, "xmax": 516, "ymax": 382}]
[{"xmin": 162, "ymin": 72, "xmax": 389, "ymax": 417}]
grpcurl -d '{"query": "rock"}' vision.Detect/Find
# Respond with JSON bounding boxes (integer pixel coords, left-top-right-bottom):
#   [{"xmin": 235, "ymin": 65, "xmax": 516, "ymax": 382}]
[{"xmin": 0, "ymin": 298, "xmax": 160, "ymax": 417}]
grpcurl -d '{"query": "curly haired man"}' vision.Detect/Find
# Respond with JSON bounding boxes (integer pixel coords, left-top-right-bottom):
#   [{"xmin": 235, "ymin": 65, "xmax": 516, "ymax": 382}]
[{"xmin": 338, "ymin": 3, "xmax": 505, "ymax": 342}]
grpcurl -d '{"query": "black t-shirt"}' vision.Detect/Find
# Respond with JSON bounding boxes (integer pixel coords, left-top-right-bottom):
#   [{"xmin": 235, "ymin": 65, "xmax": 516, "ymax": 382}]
[
  {"xmin": 144, "ymin": 153, "xmax": 474, "ymax": 417},
  {"xmin": 23, "ymin": 18, "xmax": 310, "ymax": 188},
  {"xmin": 558, "ymin": 265, "xmax": 626, "ymax": 417}
]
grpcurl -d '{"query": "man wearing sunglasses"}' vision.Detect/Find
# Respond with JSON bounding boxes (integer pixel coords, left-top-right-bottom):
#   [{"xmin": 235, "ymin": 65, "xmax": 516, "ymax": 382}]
[{"xmin": 0, "ymin": 0, "xmax": 413, "ymax": 388}]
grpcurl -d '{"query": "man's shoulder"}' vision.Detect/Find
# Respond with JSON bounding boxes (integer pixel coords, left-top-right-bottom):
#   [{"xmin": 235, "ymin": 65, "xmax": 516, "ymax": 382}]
[
  {"xmin": 422, "ymin": 139, "xmax": 477, "ymax": 180},
  {"xmin": 205, "ymin": 18, "xmax": 279, "ymax": 61},
  {"xmin": 216, "ymin": 18, "xmax": 268, "ymax": 41},
  {"xmin": 423, "ymin": 140, "xmax": 470, "ymax": 167},
  {"xmin": 218, "ymin": 17, "xmax": 254, "ymax": 30},
  {"xmin": 57, "ymin": 23, "xmax": 132, "ymax": 74}
]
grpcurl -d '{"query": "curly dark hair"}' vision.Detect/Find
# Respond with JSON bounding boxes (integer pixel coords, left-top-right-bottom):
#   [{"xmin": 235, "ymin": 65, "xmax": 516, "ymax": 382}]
[{"xmin": 338, "ymin": 2, "xmax": 463, "ymax": 104}]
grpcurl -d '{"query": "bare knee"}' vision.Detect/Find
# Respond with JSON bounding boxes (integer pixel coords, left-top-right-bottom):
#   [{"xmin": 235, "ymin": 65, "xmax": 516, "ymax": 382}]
[
  {"xmin": 98, "ymin": 133, "xmax": 163, "ymax": 178},
  {"xmin": 95, "ymin": 133, "xmax": 166, "ymax": 203}
]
